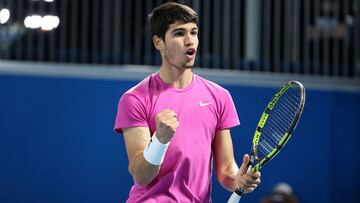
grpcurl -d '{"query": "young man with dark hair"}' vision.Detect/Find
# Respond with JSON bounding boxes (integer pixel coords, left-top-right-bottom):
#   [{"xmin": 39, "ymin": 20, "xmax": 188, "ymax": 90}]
[{"xmin": 114, "ymin": 2, "xmax": 261, "ymax": 202}]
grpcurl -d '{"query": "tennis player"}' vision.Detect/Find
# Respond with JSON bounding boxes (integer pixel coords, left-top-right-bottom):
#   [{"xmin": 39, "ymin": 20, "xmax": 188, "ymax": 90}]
[{"xmin": 114, "ymin": 2, "xmax": 261, "ymax": 202}]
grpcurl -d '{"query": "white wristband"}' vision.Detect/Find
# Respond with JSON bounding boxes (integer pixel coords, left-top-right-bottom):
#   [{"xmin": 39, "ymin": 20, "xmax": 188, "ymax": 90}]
[{"xmin": 143, "ymin": 133, "xmax": 170, "ymax": 166}]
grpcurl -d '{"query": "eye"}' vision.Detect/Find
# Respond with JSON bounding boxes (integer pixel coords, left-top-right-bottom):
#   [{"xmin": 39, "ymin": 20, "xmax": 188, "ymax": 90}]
[
  {"xmin": 191, "ymin": 30, "xmax": 198, "ymax": 35},
  {"xmin": 174, "ymin": 31, "xmax": 185, "ymax": 37}
]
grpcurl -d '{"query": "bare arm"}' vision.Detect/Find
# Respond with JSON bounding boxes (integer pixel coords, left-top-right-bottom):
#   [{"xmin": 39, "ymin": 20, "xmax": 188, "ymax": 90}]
[
  {"xmin": 123, "ymin": 127, "xmax": 160, "ymax": 186},
  {"xmin": 213, "ymin": 129, "xmax": 239, "ymax": 191},
  {"xmin": 123, "ymin": 109, "xmax": 179, "ymax": 186},
  {"xmin": 213, "ymin": 129, "xmax": 261, "ymax": 193}
]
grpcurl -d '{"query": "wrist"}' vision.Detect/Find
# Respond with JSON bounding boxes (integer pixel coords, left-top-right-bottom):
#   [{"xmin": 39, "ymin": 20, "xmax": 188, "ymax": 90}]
[
  {"xmin": 155, "ymin": 132, "xmax": 169, "ymax": 144},
  {"xmin": 143, "ymin": 133, "xmax": 170, "ymax": 165}
]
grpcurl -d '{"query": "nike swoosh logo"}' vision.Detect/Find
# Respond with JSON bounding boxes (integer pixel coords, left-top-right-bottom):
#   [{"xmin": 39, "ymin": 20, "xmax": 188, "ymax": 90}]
[{"xmin": 199, "ymin": 101, "xmax": 212, "ymax": 107}]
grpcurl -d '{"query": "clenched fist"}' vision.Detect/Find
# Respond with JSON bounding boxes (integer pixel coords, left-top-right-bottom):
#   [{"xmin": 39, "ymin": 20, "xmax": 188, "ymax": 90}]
[{"xmin": 155, "ymin": 109, "xmax": 180, "ymax": 144}]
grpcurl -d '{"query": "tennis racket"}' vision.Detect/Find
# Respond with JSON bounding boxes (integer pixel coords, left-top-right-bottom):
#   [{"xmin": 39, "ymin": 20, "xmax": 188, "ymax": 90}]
[{"xmin": 227, "ymin": 80, "xmax": 306, "ymax": 203}]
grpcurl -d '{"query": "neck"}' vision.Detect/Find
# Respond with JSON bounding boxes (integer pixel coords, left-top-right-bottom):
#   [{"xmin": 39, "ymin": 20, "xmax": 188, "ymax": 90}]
[{"xmin": 158, "ymin": 65, "xmax": 193, "ymax": 89}]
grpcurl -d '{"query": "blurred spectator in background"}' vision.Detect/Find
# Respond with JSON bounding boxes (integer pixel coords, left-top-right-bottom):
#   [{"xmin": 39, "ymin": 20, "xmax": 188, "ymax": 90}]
[{"xmin": 260, "ymin": 182, "xmax": 299, "ymax": 203}]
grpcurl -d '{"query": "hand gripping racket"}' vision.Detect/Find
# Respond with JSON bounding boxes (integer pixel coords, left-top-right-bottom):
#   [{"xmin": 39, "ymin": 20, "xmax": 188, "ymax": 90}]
[{"xmin": 227, "ymin": 81, "xmax": 306, "ymax": 203}]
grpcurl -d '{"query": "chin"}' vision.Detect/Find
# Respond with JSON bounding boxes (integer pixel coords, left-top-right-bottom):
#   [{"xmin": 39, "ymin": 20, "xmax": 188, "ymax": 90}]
[
  {"xmin": 184, "ymin": 64, "xmax": 193, "ymax": 69},
  {"xmin": 181, "ymin": 64, "xmax": 193, "ymax": 69},
  {"xmin": 183, "ymin": 61, "xmax": 195, "ymax": 69}
]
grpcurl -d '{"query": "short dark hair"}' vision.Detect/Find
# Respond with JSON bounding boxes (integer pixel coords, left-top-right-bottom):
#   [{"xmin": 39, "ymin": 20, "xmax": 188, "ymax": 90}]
[{"xmin": 148, "ymin": 2, "xmax": 198, "ymax": 40}]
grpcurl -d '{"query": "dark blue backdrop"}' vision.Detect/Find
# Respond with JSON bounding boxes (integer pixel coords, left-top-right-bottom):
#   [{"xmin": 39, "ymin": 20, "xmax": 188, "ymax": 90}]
[{"xmin": 0, "ymin": 74, "xmax": 359, "ymax": 203}]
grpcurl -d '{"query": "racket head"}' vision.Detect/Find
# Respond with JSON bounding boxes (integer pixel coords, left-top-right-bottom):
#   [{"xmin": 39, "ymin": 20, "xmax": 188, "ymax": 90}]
[{"xmin": 250, "ymin": 81, "xmax": 305, "ymax": 171}]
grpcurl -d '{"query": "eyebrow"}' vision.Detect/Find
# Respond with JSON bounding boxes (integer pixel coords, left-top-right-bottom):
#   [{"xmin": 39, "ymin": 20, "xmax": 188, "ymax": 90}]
[{"xmin": 171, "ymin": 27, "xmax": 198, "ymax": 33}]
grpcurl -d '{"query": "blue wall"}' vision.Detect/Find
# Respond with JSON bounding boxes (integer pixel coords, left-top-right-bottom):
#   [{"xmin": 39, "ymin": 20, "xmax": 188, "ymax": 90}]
[{"xmin": 0, "ymin": 74, "xmax": 359, "ymax": 203}]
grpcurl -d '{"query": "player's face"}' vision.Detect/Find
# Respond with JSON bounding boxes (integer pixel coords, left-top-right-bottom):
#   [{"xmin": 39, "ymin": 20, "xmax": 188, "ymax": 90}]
[{"xmin": 160, "ymin": 22, "xmax": 198, "ymax": 69}]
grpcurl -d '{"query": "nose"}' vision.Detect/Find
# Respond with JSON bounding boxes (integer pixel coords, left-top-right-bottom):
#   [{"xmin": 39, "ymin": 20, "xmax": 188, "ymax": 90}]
[{"xmin": 184, "ymin": 33, "xmax": 195, "ymax": 47}]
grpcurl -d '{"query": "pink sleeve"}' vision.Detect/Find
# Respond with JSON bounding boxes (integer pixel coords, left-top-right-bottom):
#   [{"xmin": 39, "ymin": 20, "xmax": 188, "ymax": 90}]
[
  {"xmin": 217, "ymin": 90, "xmax": 240, "ymax": 130},
  {"xmin": 114, "ymin": 93, "xmax": 148, "ymax": 134}
]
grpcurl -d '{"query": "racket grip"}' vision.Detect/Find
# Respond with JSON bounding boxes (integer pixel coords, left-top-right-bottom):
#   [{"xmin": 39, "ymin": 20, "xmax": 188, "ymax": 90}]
[
  {"xmin": 227, "ymin": 157, "xmax": 254, "ymax": 202},
  {"xmin": 227, "ymin": 192, "xmax": 241, "ymax": 203},
  {"xmin": 226, "ymin": 166, "xmax": 249, "ymax": 203}
]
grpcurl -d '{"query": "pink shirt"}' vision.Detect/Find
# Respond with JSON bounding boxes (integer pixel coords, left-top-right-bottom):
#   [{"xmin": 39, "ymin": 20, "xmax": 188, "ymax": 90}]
[{"xmin": 114, "ymin": 72, "xmax": 240, "ymax": 202}]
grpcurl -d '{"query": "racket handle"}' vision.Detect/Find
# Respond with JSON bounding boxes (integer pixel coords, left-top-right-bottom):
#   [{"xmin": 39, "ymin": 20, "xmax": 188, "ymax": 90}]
[
  {"xmin": 227, "ymin": 156, "xmax": 254, "ymax": 203},
  {"xmin": 227, "ymin": 192, "xmax": 241, "ymax": 203}
]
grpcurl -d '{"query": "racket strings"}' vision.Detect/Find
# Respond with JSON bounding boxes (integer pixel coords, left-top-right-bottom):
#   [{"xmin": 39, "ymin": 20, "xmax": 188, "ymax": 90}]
[{"xmin": 257, "ymin": 86, "xmax": 302, "ymax": 159}]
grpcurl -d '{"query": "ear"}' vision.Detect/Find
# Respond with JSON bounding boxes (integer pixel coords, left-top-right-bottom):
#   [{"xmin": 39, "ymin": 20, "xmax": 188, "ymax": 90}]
[{"xmin": 153, "ymin": 35, "xmax": 163, "ymax": 51}]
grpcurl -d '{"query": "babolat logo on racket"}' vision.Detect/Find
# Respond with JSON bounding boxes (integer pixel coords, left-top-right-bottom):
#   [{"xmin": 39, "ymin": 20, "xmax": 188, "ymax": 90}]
[{"xmin": 268, "ymin": 83, "xmax": 291, "ymax": 110}]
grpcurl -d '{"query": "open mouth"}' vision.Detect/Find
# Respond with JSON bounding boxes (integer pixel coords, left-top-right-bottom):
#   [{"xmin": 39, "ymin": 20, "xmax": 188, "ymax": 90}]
[{"xmin": 185, "ymin": 48, "xmax": 196, "ymax": 56}]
